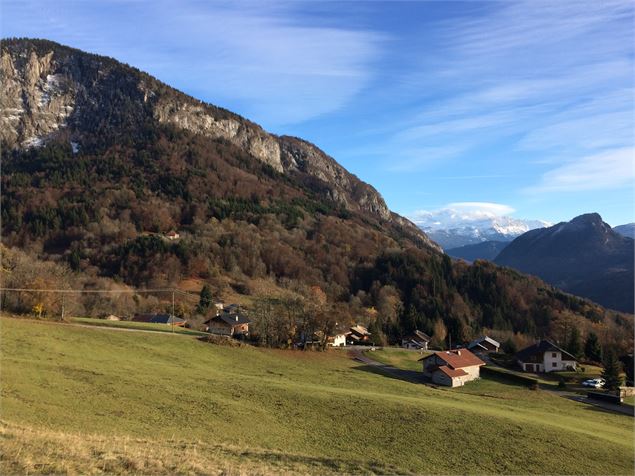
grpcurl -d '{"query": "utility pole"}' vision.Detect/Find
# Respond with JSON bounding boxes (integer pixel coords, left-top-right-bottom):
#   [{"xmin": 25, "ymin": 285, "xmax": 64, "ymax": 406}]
[
  {"xmin": 61, "ymin": 294, "xmax": 65, "ymax": 321},
  {"xmin": 172, "ymin": 290, "xmax": 175, "ymax": 333}
]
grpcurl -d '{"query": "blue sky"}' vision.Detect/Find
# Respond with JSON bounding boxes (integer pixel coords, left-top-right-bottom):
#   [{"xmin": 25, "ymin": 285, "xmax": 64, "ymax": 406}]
[{"xmin": 2, "ymin": 0, "xmax": 634, "ymax": 225}]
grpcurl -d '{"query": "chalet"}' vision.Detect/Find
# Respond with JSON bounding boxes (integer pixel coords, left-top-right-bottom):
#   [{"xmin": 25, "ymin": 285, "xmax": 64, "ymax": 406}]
[
  {"xmin": 347, "ymin": 325, "xmax": 371, "ymax": 345},
  {"xmin": 420, "ymin": 349, "xmax": 485, "ymax": 387},
  {"xmin": 467, "ymin": 336, "xmax": 500, "ymax": 354},
  {"xmin": 132, "ymin": 313, "xmax": 186, "ymax": 326},
  {"xmin": 516, "ymin": 340, "xmax": 577, "ymax": 373},
  {"xmin": 401, "ymin": 330, "xmax": 431, "ymax": 350},
  {"xmin": 205, "ymin": 311, "xmax": 250, "ymax": 337},
  {"xmin": 327, "ymin": 333, "xmax": 347, "ymax": 347}
]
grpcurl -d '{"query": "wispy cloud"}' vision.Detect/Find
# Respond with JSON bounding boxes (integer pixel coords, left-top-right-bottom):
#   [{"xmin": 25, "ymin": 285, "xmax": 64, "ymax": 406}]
[
  {"xmin": 2, "ymin": 0, "xmax": 384, "ymax": 127},
  {"xmin": 377, "ymin": 0, "xmax": 634, "ymax": 180},
  {"xmin": 524, "ymin": 147, "xmax": 635, "ymax": 194}
]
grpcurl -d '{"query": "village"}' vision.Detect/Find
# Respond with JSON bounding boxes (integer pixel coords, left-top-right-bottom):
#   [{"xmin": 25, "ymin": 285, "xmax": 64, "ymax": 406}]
[{"xmin": 90, "ymin": 301, "xmax": 634, "ymax": 411}]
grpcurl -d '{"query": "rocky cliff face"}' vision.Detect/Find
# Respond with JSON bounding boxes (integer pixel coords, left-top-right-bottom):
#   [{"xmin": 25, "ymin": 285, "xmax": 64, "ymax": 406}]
[
  {"xmin": 0, "ymin": 49, "xmax": 75, "ymax": 147},
  {"xmin": 1, "ymin": 39, "xmax": 436, "ymax": 247}
]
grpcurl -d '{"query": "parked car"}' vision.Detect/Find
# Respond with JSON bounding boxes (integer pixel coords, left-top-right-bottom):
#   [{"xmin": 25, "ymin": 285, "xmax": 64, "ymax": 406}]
[{"xmin": 582, "ymin": 378, "xmax": 605, "ymax": 388}]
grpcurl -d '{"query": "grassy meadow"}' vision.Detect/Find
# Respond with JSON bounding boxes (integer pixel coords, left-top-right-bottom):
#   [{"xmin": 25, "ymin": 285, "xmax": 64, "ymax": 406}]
[
  {"xmin": 365, "ymin": 347, "xmax": 429, "ymax": 371},
  {"xmin": 71, "ymin": 317, "xmax": 208, "ymax": 336},
  {"xmin": 1, "ymin": 316, "xmax": 633, "ymax": 475}
]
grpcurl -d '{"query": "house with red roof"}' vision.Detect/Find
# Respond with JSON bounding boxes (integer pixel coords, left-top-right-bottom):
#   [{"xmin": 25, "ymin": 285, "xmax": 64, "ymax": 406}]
[{"xmin": 419, "ymin": 349, "xmax": 485, "ymax": 387}]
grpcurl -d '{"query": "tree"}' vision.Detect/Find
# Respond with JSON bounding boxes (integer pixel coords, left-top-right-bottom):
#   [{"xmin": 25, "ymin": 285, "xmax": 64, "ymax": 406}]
[
  {"xmin": 584, "ymin": 331, "xmax": 602, "ymax": 362},
  {"xmin": 502, "ymin": 338, "xmax": 517, "ymax": 355},
  {"xmin": 566, "ymin": 327, "xmax": 582, "ymax": 359},
  {"xmin": 196, "ymin": 284, "xmax": 213, "ymax": 314},
  {"xmin": 601, "ymin": 349, "xmax": 623, "ymax": 392},
  {"xmin": 432, "ymin": 319, "xmax": 447, "ymax": 349}
]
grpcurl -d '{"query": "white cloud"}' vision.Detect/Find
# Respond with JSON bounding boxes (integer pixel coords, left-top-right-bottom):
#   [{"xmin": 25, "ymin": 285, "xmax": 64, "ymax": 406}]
[{"xmin": 525, "ymin": 147, "xmax": 635, "ymax": 193}]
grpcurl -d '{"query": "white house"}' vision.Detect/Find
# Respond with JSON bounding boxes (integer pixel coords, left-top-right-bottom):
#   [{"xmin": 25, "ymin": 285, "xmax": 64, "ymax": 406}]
[
  {"xmin": 516, "ymin": 340, "xmax": 578, "ymax": 373},
  {"xmin": 420, "ymin": 349, "xmax": 485, "ymax": 387},
  {"xmin": 327, "ymin": 334, "xmax": 347, "ymax": 347}
]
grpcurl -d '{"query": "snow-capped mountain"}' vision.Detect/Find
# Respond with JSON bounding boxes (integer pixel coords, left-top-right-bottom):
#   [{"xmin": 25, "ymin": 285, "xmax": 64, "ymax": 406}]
[{"xmin": 411, "ymin": 204, "xmax": 550, "ymax": 249}]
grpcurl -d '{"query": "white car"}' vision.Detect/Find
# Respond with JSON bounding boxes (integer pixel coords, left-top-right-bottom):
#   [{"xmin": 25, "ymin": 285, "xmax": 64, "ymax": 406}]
[{"xmin": 582, "ymin": 378, "xmax": 605, "ymax": 388}]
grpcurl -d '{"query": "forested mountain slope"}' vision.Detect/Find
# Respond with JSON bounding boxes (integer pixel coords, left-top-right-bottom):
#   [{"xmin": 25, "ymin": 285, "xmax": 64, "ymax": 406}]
[
  {"xmin": 1, "ymin": 39, "xmax": 631, "ymax": 351},
  {"xmin": 495, "ymin": 214, "xmax": 634, "ymax": 314}
]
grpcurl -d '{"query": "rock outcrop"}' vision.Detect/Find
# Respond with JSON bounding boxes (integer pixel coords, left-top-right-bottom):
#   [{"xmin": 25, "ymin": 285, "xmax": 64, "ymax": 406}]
[{"xmin": 0, "ymin": 38, "xmax": 437, "ymax": 250}]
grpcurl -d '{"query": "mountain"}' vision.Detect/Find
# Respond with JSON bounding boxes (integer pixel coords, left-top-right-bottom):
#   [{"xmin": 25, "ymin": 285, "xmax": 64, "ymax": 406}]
[
  {"xmin": 446, "ymin": 241, "xmax": 509, "ymax": 262},
  {"xmin": 495, "ymin": 213, "xmax": 634, "ymax": 313},
  {"xmin": 413, "ymin": 210, "xmax": 550, "ymax": 249},
  {"xmin": 614, "ymin": 223, "xmax": 635, "ymax": 239},
  {"xmin": 1, "ymin": 39, "xmax": 631, "ymax": 350}
]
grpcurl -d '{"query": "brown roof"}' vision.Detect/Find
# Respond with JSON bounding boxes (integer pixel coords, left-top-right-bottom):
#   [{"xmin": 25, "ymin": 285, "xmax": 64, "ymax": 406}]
[
  {"xmin": 438, "ymin": 366, "xmax": 468, "ymax": 378},
  {"xmin": 420, "ymin": 349, "xmax": 485, "ymax": 369}
]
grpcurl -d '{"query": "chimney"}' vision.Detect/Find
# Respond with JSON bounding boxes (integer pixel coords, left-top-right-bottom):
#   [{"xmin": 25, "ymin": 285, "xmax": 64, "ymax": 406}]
[{"xmin": 457, "ymin": 350, "xmax": 461, "ymax": 356}]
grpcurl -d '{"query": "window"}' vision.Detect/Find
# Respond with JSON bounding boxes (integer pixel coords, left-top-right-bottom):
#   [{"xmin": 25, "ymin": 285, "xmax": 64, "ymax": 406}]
[
  {"xmin": 552, "ymin": 352, "xmax": 557, "ymax": 358},
  {"xmin": 552, "ymin": 362, "xmax": 557, "ymax": 367}
]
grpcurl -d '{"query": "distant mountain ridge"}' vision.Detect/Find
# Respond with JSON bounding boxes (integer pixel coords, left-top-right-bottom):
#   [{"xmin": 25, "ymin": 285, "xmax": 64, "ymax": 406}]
[
  {"xmin": 495, "ymin": 213, "xmax": 634, "ymax": 313},
  {"xmin": 614, "ymin": 223, "xmax": 635, "ymax": 239},
  {"xmin": 446, "ymin": 241, "xmax": 509, "ymax": 262},
  {"xmin": 413, "ymin": 210, "xmax": 550, "ymax": 249}
]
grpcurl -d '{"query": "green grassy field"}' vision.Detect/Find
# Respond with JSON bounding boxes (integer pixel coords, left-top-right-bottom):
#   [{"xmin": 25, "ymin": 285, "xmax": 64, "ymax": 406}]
[
  {"xmin": 71, "ymin": 317, "xmax": 208, "ymax": 336},
  {"xmin": 365, "ymin": 347, "xmax": 429, "ymax": 371},
  {"xmin": 1, "ymin": 317, "xmax": 633, "ymax": 475}
]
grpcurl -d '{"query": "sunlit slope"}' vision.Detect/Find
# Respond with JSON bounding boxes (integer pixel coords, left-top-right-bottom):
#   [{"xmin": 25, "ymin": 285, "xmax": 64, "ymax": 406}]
[{"xmin": 1, "ymin": 317, "xmax": 632, "ymax": 475}]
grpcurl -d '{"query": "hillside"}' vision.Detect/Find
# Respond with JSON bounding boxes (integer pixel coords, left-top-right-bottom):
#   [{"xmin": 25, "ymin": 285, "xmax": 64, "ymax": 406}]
[
  {"xmin": 446, "ymin": 240, "xmax": 509, "ymax": 262},
  {"xmin": 495, "ymin": 213, "xmax": 634, "ymax": 313},
  {"xmin": 1, "ymin": 39, "xmax": 632, "ymax": 350},
  {"xmin": 614, "ymin": 223, "xmax": 635, "ymax": 239},
  {"xmin": 1, "ymin": 317, "xmax": 633, "ymax": 475}
]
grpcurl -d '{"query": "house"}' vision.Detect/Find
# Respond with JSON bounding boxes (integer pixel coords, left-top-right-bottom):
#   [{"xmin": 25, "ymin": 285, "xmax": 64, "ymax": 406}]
[
  {"xmin": 347, "ymin": 325, "xmax": 371, "ymax": 345},
  {"xmin": 204, "ymin": 311, "xmax": 250, "ymax": 337},
  {"xmin": 327, "ymin": 333, "xmax": 347, "ymax": 347},
  {"xmin": 420, "ymin": 349, "xmax": 485, "ymax": 387},
  {"xmin": 401, "ymin": 330, "xmax": 431, "ymax": 350},
  {"xmin": 132, "ymin": 313, "xmax": 186, "ymax": 326},
  {"xmin": 99, "ymin": 313, "xmax": 121, "ymax": 321},
  {"xmin": 467, "ymin": 336, "xmax": 500, "ymax": 354},
  {"xmin": 516, "ymin": 340, "xmax": 577, "ymax": 373},
  {"xmin": 165, "ymin": 231, "xmax": 180, "ymax": 240}
]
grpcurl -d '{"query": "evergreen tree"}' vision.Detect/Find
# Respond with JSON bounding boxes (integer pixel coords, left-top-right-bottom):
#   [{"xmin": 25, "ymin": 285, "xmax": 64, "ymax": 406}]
[
  {"xmin": 601, "ymin": 349, "xmax": 623, "ymax": 391},
  {"xmin": 196, "ymin": 284, "xmax": 213, "ymax": 314},
  {"xmin": 584, "ymin": 332, "xmax": 602, "ymax": 362},
  {"xmin": 502, "ymin": 338, "xmax": 517, "ymax": 355},
  {"xmin": 566, "ymin": 327, "xmax": 582, "ymax": 358}
]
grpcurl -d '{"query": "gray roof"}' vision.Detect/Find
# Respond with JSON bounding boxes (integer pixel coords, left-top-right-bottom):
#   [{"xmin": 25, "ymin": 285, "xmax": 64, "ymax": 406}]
[
  {"xmin": 467, "ymin": 336, "xmax": 500, "ymax": 350},
  {"xmin": 205, "ymin": 311, "xmax": 250, "ymax": 327},
  {"xmin": 132, "ymin": 313, "xmax": 185, "ymax": 324}
]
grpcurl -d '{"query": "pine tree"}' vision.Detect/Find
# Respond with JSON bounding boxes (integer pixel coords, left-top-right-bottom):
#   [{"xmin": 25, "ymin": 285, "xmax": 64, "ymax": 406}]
[
  {"xmin": 601, "ymin": 349, "xmax": 623, "ymax": 391},
  {"xmin": 584, "ymin": 332, "xmax": 602, "ymax": 362},
  {"xmin": 196, "ymin": 284, "xmax": 213, "ymax": 314},
  {"xmin": 566, "ymin": 327, "xmax": 582, "ymax": 358}
]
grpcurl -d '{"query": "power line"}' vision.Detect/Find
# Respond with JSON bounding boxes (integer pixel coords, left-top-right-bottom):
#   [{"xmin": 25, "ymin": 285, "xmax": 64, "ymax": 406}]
[{"xmin": 0, "ymin": 287, "xmax": 198, "ymax": 298}]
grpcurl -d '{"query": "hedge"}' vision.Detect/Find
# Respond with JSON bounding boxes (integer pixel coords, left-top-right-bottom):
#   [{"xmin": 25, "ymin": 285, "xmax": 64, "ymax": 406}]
[{"xmin": 481, "ymin": 366, "xmax": 539, "ymax": 388}]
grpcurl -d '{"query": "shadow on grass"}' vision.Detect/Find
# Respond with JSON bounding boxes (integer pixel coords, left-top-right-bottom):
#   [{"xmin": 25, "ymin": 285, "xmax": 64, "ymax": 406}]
[{"xmin": 352, "ymin": 363, "xmax": 426, "ymax": 385}]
